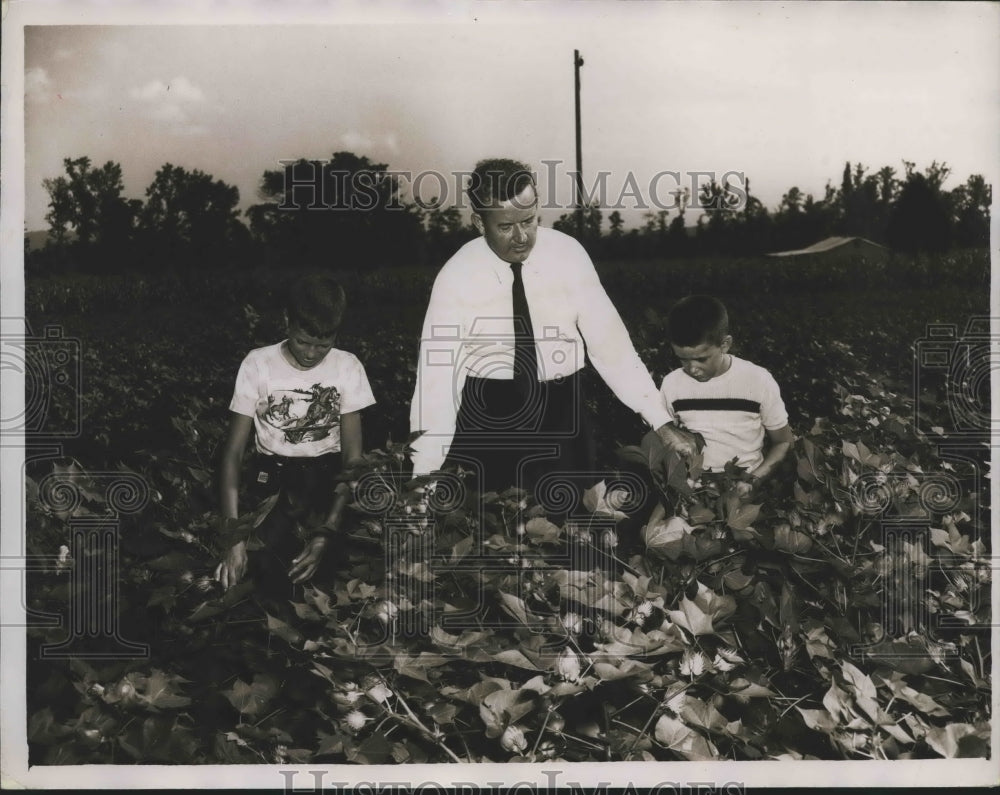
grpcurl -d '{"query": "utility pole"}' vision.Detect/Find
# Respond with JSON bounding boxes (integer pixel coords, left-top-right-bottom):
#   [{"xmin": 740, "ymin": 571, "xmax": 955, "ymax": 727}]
[{"xmin": 574, "ymin": 49, "xmax": 584, "ymax": 239}]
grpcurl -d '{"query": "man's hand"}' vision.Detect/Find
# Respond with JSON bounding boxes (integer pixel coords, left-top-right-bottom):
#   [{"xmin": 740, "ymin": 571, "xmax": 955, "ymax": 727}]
[
  {"xmin": 289, "ymin": 535, "xmax": 329, "ymax": 584},
  {"xmin": 215, "ymin": 540, "xmax": 248, "ymax": 592},
  {"xmin": 655, "ymin": 422, "xmax": 699, "ymax": 459}
]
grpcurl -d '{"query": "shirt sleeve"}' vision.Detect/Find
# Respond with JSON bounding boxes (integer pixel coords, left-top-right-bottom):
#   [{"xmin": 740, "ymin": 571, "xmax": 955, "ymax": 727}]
[
  {"xmin": 340, "ymin": 354, "xmax": 377, "ymax": 415},
  {"xmin": 408, "ymin": 270, "xmax": 469, "ymax": 475},
  {"xmin": 574, "ymin": 251, "xmax": 672, "ymax": 430},
  {"xmin": 659, "ymin": 374, "xmax": 678, "ymax": 422},
  {"xmin": 228, "ymin": 353, "xmax": 259, "ymax": 417},
  {"xmin": 760, "ymin": 370, "xmax": 789, "ymax": 430}
]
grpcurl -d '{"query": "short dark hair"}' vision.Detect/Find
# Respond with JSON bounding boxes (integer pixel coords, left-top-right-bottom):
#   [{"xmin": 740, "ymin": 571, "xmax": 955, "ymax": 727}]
[
  {"xmin": 467, "ymin": 158, "xmax": 537, "ymax": 213},
  {"xmin": 285, "ymin": 273, "xmax": 346, "ymax": 338},
  {"xmin": 666, "ymin": 295, "xmax": 730, "ymax": 347}
]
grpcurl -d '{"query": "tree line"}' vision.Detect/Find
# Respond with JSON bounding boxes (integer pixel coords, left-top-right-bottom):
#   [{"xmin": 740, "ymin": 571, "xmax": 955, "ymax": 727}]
[
  {"xmin": 28, "ymin": 153, "xmax": 991, "ymax": 275},
  {"xmin": 561, "ymin": 161, "xmax": 990, "ymax": 260}
]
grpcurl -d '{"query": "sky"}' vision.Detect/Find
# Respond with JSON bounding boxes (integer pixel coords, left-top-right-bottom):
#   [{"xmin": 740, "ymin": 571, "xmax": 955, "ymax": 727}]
[
  {"xmin": 3, "ymin": 4, "xmax": 1000, "ymax": 791},
  {"xmin": 17, "ymin": 2, "xmax": 1000, "ymax": 234}
]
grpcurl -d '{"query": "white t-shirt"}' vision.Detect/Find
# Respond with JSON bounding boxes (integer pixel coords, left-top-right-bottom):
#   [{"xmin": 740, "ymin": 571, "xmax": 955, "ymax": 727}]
[
  {"xmin": 659, "ymin": 355, "xmax": 788, "ymax": 472},
  {"xmin": 229, "ymin": 342, "xmax": 376, "ymax": 458}
]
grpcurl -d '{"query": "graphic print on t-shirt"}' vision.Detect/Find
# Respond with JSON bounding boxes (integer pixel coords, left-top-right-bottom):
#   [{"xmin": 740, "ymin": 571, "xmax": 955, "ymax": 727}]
[{"xmin": 261, "ymin": 383, "xmax": 341, "ymax": 445}]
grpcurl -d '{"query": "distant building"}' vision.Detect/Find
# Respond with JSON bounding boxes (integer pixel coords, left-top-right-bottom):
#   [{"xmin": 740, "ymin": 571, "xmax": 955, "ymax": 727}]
[{"xmin": 766, "ymin": 236, "xmax": 890, "ymax": 264}]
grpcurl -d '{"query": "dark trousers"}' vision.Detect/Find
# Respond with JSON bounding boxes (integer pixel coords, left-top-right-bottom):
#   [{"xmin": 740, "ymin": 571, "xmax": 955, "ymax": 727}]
[
  {"xmin": 445, "ymin": 372, "xmax": 595, "ymax": 497},
  {"xmin": 247, "ymin": 453, "xmax": 342, "ymax": 604}
]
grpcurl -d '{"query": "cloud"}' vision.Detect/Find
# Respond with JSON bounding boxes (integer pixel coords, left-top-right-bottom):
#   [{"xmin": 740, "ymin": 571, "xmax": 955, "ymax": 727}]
[
  {"xmin": 130, "ymin": 75, "xmax": 209, "ymax": 136},
  {"xmin": 149, "ymin": 103, "xmax": 187, "ymax": 124},
  {"xmin": 340, "ymin": 131, "xmax": 374, "ymax": 151},
  {"xmin": 63, "ymin": 85, "xmax": 109, "ymax": 103},
  {"xmin": 340, "ymin": 131, "xmax": 401, "ymax": 156},
  {"xmin": 130, "ymin": 76, "xmax": 206, "ymax": 103},
  {"xmin": 25, "ymin": 67, "xmax": 53, "ymax": 103},
  {"xmin": 173, "ymin": 124, "xmax": 209, "ymax": 137}
]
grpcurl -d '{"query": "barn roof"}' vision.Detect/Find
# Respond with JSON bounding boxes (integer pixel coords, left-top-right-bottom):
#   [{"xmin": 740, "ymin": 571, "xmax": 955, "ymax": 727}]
[{"xmin": 766, "ymin": 236, "xmax": 887, "ymax": 257}]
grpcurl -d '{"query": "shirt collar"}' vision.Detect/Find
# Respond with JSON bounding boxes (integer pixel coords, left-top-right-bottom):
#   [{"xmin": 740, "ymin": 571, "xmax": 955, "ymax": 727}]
[{"xmin": 482, "ymin": 229, "xmax": 543, "ymax": 282}]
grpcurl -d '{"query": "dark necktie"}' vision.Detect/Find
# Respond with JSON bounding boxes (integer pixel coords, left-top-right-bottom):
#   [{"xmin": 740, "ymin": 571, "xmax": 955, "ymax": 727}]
[{"xmin": 509, "ymin": 262, "xmax": 537, "ymax": 395}]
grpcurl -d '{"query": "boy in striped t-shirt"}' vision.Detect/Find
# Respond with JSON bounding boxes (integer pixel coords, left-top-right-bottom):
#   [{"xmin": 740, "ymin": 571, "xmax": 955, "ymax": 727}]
[{"xmin": 659, "ymin": 296, "xmax": 793, "ymax": 497}]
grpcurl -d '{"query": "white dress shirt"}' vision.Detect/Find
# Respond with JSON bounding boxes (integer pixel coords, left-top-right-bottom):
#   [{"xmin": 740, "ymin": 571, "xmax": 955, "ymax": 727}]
[{"xmin": 409, "ymin": 227, "xmax": 670, "ymax": 474}]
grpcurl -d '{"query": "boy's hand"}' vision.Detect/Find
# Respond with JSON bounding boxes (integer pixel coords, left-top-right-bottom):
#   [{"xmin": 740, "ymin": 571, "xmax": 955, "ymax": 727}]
[
  {"xmin": 215, "ymin": 541, "xmax": 248, "ymax": 592},
  {"xmin": 289, "ymin": 535, "xmax": 328, "ymax": 584},
  {"xmin": 735, "ymin": 479, "xmax": 755, "ymax": 501},
  {"xmin": 655, "ymin": 423, "xmax": 699, "ymax": 459}
]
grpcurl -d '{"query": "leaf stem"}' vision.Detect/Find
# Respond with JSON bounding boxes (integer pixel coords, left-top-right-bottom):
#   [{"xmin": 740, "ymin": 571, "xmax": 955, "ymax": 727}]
[
  {"xmin": 530, "ymin": 709, "xmax": 551, "ymax": 758},
  {"xmin": 391, "ymin": 688, "xmax": 466, "ymax": 763},
  {"xmin": 777, "ymin": 693, "xmax": 813, "ymax": 719},
  {"xmin": 626, "ymin": 695, "xmax": 667, "ymax": 756}
]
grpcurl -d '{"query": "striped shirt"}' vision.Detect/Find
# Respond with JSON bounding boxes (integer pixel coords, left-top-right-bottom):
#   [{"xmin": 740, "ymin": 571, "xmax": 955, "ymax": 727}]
[{"xmin": 659, "ymin": 356, "xmax": 788, "ymax": 471}]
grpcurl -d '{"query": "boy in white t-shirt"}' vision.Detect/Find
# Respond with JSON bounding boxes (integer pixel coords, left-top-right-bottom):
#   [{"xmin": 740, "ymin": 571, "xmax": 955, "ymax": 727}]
[
  {"xmin": 215, "ymin": 273, "xmax": 376, "ymax": 593},
  {"xmin": 659, "ymin": 296, "xmax": 793, "ymax": 496}
]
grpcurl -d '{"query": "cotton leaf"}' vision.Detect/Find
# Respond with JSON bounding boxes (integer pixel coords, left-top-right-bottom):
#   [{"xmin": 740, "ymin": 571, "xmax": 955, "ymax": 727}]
[
  {"xmin": 496, "ymin": 592, "xmax": 532, "ymax": 626},
  {"xmin": 837, "ymin": 661, "xmax": 881, "ymax": 724},
  {"xmin": 773, "ymin": 523, "xmax": 814, "ymax": 554},
  {"xmin": 725, "ymin": 495, "xmax": 761, "ymax": 531},
  {"xmin": 729, "ymin": 677, "xmax": 777, "ymax": 701},
  {"xmin": 873, "ymin": 673, "xmax": 950, "ymax": 718},
  {"xmin": 266, "ymin": 613, "xmax": 305, "ymax": 647},
  {"xmin": 925, "ymin": 723, "xmax": 990, "ymax": 759},
  {"xmin": 643, "ymin": 516, "xmax": 691, "ymax": 559},
  {"xmin": 480, "ymin": 689, "xmax": 534, "ymax": 736},
  {"xmin": 653, "ymin": 714, "xmax": 718, "ymax": 761},
  {"xmin": 842, "ymin": 439, "xmax": 888, "ymax": 469},
  {"xmin": 680, "ymin": 696, "xmax": 731, "ymax": 733},
  {"xmin": 140, "ymin": 669, "xmax": 192, "ymax": 711},
  {"xmin": 863, "ymin": 637, "xmax": 936, "ymax": 675},
  {"xmin": 491, "ymin": 649, "xmax": 542, "ymax": 671},
  {"xmin": 803, "ymin": 626, "xmax": 837, "ymax": 660},
  {"xmin": 839, "ymin": 660, "xmax": 878, "ymax": 703},
  {"xmin": 581, "ymin": 480, "xmax": 607, "ymax": 514},
  {"xmin": 302, "ymin": 586, "xmax": 335, "ymax": 616},
  {"xmin": 581, "ymin": 480, "xmax": 629, "ymax": 521},
  {"xmin": 224, "ymin": 675, "xmax": 280, "ymax": 717},
  {"xmin": 426, "ymin": 701, "xmax": 458, "ymax": 726},
  {"xmin": 822, "ymin": 682, "xmax": 857, "ymax": 723},
  {"xmin": 796, "ymin": 707, "xmax": 837, "ymax": 734},
  {"xmin": 668, "ymin": 597, "xmax": 714, "ymax": 636},
  {"xmin": 591, "ymin": 657, "xmax": 654, "ymax": 683},
  {"xmin": 687, "ymin": 503, "xmax": 716, "ymax": 525},
  {"xmin": 450, "ymin": 535, "xmax": 474, "ymax": 562},
  {"xmin": 929, "ymin": 524, "xmax": 972, "ymax": 557},
  {"xmin": 722, "ymin": 569, "xmax": 754, "ymax": 591}
]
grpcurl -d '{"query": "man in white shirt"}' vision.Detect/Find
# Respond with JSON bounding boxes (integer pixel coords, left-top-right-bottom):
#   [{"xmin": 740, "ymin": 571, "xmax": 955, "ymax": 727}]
[{"xmin": 409, "ymin": 158, "xmax": 694, "ymax": 494}]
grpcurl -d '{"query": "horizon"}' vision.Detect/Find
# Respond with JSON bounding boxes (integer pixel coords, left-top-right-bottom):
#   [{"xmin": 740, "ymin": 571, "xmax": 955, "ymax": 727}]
[{"xmin": 19, "ymin": 4, "xmax": 999, "ymax": 237}]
